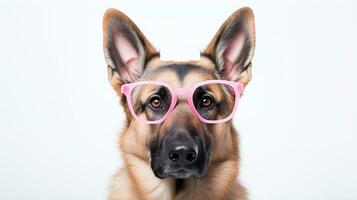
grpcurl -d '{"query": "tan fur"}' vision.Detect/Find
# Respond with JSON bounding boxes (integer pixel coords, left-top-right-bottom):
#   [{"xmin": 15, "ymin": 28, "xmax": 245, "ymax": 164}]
[{"xmin": 104, "ymin": 7, "xmax": 255, "ymax": 200}]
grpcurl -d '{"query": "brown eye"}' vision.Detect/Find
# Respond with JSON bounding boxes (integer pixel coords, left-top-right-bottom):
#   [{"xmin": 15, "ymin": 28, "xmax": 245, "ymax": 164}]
[
  {"xmin": 200, "ymin": 96, "xmax": 213, "ymax": 108},
  {"xmin": 149, "ymin": 96, "xmax": 162, "ymax": 109}
]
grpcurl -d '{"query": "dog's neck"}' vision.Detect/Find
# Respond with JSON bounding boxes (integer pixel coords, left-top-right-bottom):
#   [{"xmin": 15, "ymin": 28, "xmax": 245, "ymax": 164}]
[{"xmin": 173, "ymin": 160, "xmax": 240, "ymax": 200}]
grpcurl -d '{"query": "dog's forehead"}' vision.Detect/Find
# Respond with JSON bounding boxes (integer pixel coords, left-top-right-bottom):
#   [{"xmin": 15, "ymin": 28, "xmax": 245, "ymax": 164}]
[{"xmin": 142, "ymin": 57, "xmax": 217, "ymax": 87}]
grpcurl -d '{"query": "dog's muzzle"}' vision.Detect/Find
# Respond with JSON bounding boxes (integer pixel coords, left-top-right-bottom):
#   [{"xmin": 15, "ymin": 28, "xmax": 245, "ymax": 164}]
[{"xmin": 150, "ymin": 128, "xmax": 209, "ymax": 179}]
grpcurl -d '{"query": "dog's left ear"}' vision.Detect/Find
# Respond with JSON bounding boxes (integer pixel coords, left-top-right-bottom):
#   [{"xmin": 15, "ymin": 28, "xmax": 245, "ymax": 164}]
[
  {"xmin": 103, "ymin": 8, "xmax": 159, "ymax": 87},
  {"xmin": 202, "ymin": 7, "xmax": 255, "ymax": 85}
]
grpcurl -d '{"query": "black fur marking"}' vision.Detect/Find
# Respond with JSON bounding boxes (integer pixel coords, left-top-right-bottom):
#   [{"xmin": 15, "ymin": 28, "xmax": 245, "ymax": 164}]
[
  {"xmin": 152, "ymin": 64, "xmax": 212, "ymax": 81},
  {"xmin": 175, "ymin": 179, "xmax": 184, "ymax": 193}
]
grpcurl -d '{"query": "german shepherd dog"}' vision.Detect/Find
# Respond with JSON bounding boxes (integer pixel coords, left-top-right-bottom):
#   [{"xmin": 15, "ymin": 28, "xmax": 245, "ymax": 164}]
[{"xmin": 103, "ymin": 7, "xmax": 255, "ymax": 200}]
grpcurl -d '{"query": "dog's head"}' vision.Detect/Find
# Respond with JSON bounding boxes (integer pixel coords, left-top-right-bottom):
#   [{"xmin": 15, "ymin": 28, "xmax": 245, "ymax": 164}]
[{"xmin": 103, "ymin": 8, "xmax": 255, "ymax": 179}]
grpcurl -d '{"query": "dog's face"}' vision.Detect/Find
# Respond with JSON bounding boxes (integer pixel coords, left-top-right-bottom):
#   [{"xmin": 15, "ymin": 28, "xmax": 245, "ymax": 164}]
[{"xmin": 103, "ymin": 8, "xmax": 255, "ymax": 179}]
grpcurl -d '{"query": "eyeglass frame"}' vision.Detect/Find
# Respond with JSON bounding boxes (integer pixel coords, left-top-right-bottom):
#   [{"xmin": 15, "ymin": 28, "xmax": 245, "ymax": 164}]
[{"xmin": 120, "ymin": 79, "xmax": 244, "ymax": 124}]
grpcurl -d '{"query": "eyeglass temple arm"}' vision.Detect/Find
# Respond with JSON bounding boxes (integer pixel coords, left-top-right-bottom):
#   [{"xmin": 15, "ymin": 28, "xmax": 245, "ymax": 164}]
[{"xmin": 121, "ymin": 84, "xmax": 129, "ymax": 94}]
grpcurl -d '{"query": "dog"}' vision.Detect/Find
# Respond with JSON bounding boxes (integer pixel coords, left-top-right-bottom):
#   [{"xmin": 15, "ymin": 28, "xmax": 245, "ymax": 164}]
[{"xmin": 102, "ymin": 7, "xmax": 255, "ymax": 200}]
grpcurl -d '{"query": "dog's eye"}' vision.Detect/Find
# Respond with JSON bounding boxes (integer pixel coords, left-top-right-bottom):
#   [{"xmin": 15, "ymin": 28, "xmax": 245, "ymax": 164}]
[
  {"xmin": 149, "ymin": 96, "xmax": 162, "ymax": 109},
  {"xmin": 200, "ymin": 95, "xmax": 213, "ymax": 108}
]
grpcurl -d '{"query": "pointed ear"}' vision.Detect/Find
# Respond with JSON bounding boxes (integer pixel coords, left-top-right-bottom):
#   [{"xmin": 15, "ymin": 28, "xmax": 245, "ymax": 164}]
[
  {"xmin": 103, "ymin": 8, "xmax": 159, "ymax": 87},
  {"xmin": 202, "ymin": 7, "xmax": 255, "ymax": 85}
]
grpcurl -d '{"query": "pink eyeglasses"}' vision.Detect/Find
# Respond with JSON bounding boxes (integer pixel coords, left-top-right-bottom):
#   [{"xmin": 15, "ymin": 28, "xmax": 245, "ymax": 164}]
[{"xmin": 121, "ymin": 80, "xmax": 244, "ymax": 124}]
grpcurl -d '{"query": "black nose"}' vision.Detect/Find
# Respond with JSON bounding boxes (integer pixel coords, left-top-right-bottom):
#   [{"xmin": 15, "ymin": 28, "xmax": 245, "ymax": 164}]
[
  {"xmin": 164, "ymin": 129, "xmax": 199, "ymax": 166},
  {"xmin": 151, "ymin": 126, "xmax": 210, "ymax": 179},
  {"xmin": 168, "ymin": 146, "xmax": 198, "ymax": 164}
]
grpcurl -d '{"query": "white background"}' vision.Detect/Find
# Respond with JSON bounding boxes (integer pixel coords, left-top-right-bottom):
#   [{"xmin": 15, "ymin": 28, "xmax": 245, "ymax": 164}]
[{"xmin": 1, "ymin": 0, "xmax": 356, "ymax": 199}]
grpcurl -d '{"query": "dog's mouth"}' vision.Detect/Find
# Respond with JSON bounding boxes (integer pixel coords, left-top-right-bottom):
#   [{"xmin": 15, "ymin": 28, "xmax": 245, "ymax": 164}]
[
  {"xmin": 158, "ymin": 167, "xmax": 198, "ymax": 179},
  {"xmin": 168, "ymin": 169, "xmax": 194, "ymax": 179}
]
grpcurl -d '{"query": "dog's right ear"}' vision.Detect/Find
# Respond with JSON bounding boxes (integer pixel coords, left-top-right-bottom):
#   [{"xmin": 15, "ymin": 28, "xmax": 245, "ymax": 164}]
[
  {"xmin": 202, "ymin": 7, "xmax": 255, "ymax": 86},
  {"xmin": 103, "ymin": 8, "xmax": 159, "ymax": 87}
]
